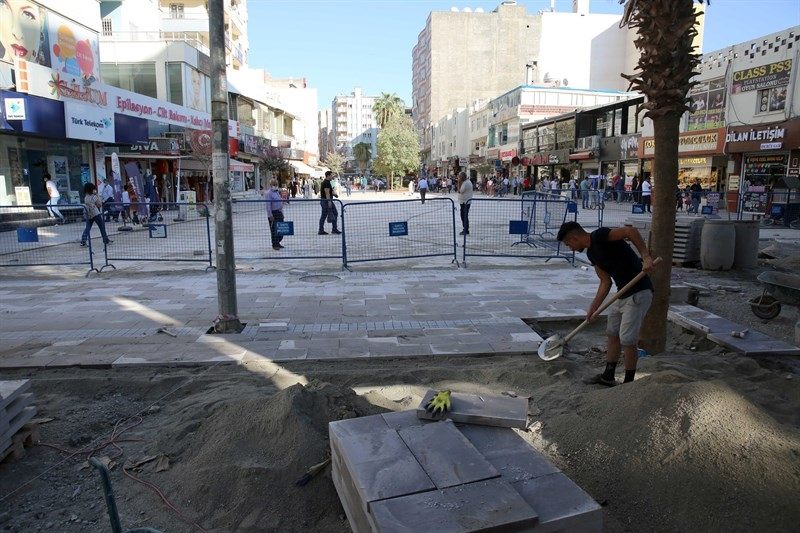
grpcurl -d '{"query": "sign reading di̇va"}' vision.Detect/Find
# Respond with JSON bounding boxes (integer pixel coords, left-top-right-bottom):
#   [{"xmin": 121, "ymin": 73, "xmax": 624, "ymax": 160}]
[{"xmin": 731, "ymin": 59, "xmax": 792, "ymax": 93}]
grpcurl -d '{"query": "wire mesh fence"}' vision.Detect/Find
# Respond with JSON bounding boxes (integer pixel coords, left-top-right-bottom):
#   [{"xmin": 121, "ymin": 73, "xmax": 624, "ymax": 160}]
[
  {"xmin": 231, "ymin": 198, "xmax": 344, "ymax": 260},
  {"xmin": 341, "ymin": 197, "xmax": 458, "ymax": 267},
  {"xmin": 101, "ymin": 202, "xmax": 213, "ymax": 270},
  {"xmin": 462, "ymin": 197, "xmax": 576, "ymax": 266},
  {"xmin": 0, "ymin": 204, "xmax": 99, "ymax": 274}
]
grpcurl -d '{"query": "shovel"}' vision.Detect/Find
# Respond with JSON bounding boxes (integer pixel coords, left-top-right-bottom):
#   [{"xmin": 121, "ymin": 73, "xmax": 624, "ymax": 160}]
[{"xmin": 538, "ymin": 257, "xmax": 662, "ymax": 361}]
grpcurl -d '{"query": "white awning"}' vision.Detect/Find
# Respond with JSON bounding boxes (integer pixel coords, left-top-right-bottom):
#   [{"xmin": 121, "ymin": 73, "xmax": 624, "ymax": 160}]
[
  {"xmin": 289, "ymin": 160, "xmax": 316, "ymax": 175},
  {"xmin": 230, "ymin": 159, "xmax": 255, "ymax": 172}
]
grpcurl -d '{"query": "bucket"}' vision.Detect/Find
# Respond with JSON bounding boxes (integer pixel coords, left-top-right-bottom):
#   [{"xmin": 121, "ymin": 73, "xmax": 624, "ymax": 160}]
[
  {"xmin": 700, "ymin": 220, "xmax": 735, "ymax": 271},
  {"xmin": 733, "ymin": 220, "xmax": 760, "ymax": 269}
]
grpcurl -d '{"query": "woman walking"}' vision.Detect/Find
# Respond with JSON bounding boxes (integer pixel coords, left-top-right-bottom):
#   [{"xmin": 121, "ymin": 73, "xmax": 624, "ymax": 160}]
[{"xmin": 80, "ymin": 183, "xmax": 112, "ymax": 247}]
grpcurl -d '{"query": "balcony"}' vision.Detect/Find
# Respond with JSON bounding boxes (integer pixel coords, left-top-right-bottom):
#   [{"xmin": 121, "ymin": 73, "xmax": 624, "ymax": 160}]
[
  {"xmin": 160, "ymin": 14, "xmax": 209, "ymax": 34},
  {"xmin": 101, "ymin": 30, "xmax": 210, "ymax": 55}
]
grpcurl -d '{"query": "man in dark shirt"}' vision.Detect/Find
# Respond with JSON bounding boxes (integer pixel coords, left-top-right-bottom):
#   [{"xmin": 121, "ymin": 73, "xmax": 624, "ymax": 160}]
[
  {"xmin": 318, "ymin": 171, "xmax": 341, "ymax": 235},
  {"xmin": 689, "ymin": 179, "xmax": 703, "ymax": 214},
  {"xmin": 557, "ymin": 221, "xmax": 655, "ymax": 386}
]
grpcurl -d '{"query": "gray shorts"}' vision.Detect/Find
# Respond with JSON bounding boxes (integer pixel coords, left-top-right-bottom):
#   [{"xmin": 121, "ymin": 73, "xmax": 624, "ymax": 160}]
[{"xmin": 606, "ymin": 289, "xmax": 653, "ymax": 346}]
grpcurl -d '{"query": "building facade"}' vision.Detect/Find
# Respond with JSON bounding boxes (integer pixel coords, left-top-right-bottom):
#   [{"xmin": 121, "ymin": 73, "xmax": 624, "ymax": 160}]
[{"xmin": 331, "ymin": 88, "xmax": 378, "ymax": 160}]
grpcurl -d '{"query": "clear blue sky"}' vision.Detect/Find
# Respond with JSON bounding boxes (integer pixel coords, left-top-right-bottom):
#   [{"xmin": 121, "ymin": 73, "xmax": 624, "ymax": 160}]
[{"xmin": 246, "ymin": 0, "xmax": 800, "ymax": 110}]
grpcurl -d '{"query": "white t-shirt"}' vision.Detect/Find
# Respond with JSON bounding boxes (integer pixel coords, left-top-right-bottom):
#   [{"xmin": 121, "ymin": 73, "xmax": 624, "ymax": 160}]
[
  {"xmin": 101, "ymin": 183, "xmax": 115, "ymax": 202},
  {"xmin": 418, "ymin": 178, "xmax": 428, "ymax": 190},
  {"xmin": 551, "ymin": 181, "xmax": 559, "ymax": 190},
  {"xmin": 642, "ymin": 181, "xmax": 652, "ymax": 195},
  {"xmin": 122, "ymin": 191, "xmax": 131, "ymax": 205},
  {"xmin": 45, "ymin": 180, "xmax": 59, "ymax": 199},
  {"xmin": 458, "ymin": 179, "xmax": 474, "ymax": 204}
]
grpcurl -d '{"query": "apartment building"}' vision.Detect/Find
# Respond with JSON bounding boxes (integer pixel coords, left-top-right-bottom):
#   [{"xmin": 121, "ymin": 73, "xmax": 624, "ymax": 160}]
[
  {"xmin": 318, "ymin": 109, "xmax": 336, "ymax": 159},
  {"xmin": 332, "ymin": 88, "xmax": 378, "ymax": 160}
]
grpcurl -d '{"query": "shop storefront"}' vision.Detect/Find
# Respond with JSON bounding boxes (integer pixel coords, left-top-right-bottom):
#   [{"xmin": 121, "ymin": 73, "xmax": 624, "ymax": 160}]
[
  {"xmin": 104, "ymin": 138, "xmax": 183, "ymax": 204},
  {"xmin": 523, "ymin": 149, "xmax": 571, "ymax": 184},
  {"xmin": 600, "ymin": 133, "xmax": 641, "ymax": 183},
  {"xmin": 639, "ymin": 128, "xmax": 727, "ymax": 191}
]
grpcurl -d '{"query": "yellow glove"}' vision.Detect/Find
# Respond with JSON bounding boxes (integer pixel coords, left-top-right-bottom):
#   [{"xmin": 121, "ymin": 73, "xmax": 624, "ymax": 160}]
[{"xmin": 426, "ymin": 390, "xmax": 452, "ymax": 414}]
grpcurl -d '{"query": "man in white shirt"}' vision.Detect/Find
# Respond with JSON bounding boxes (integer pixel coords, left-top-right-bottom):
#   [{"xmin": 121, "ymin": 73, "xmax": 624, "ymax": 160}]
[
  {"xmin": 100, "ymin": 177, "xmax": 119, "ymax": 222},
  {"xmin": 417, "ymin": 175, "xmax": 429, "ymax": 204},
  {"xmin": 457, "ymin": 172, "xmax": 473, "ymax": 235},
  {"xmin": 641, "ymin": 177, "xmax": 652, "ymax": 213},
  {"xmin": 551, "ymin": 178, "xmax": 560, "ymax": 195},
  {"xmin": 43, "ymin": 174, "xmax": 64, "ymax": 223}
]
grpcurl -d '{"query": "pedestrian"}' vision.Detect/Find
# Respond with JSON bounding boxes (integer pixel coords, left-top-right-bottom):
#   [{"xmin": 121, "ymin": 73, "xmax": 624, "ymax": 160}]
[
  {"xmin": 80, "ymin": 182, "xmax": 112, "ymax": 248},
  {"xmin": 580, "ymin": 176, "xmax": 590, "ymax": 209},
  {"xmin": 344, "ymin": 176, "xmax": 352, "ymax": 197},
  {"xmin": 690, "ymin": 178, "xmax": 702, "ymax": 214},
  {"xmin": 361, "ymin": 175, "xmax": 367, "ymax": 193},
  {"xmin": 408, "ymin": 177, "xmax": 415, "ymax": 196},
  {"xmin": 457, "ymin": 172, "xmax": 473, "ymax": 236},
  {"xmin": 418, "ymin": 175, "xmax": 428, "ymax": 204},
  {"xmin": 641, "ymin": 176, "xmax": 652, "ymax": 213},
  {"xmin": 266, "ymin": 178, "xmax": 285, "ymax": 251},
  {"xmin": 615, "ymin": 174, "xmax": 625, "ymax": 203},
  {"xmin": 43, "ymin": 173, "xmax": 65, "ymax": 223},
  {"xmin": 568, "ymin": 177, "xmax": 577, "ymax": 200},
  {"xmin": 550, "ymin": 177, "xmax": 560, "ymax": 196},
  {"xmin": 500, "ymin": 173, "xmax": 509, "ymax": 197},
  {"xmin": 556, "ymin": 221, "xmax": 654, "ymax": 386},
  {"xmin": 101, "ymin": 177, "xmax": 118, "ymax": 222},
  {"xmin": 121, "ymin": 183, "xmax": 132, "ymax": 222},
  {"xmin": 290, "ymin": 178, "xmax": 298, "ymax": 199},
  {"xmin": 631, "ymin": 176, "xmax": 640, "ymax": 203},
  {"xmin": 318, "ymin": 171, "xmax": 341, "ymax": 235}
]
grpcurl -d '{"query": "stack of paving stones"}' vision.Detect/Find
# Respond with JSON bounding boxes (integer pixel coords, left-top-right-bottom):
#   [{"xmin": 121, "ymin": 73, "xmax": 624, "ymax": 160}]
[
  {"xmin": 1, "ymin": 380, "xmax": 37, "ymax": 458},
  {"xmin": 329, "ymin": 391, "xmax": 602, "ymax": 532},
  {"xmin": 625, "ymin": 216, "xmax": 704, "ymax": 264}
]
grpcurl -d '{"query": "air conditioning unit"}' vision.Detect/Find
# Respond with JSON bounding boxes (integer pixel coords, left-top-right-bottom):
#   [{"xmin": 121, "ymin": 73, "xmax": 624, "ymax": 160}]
[
  {"xmin": 577, "ymin": 135, "xmax": 599, "ymax": 150},
  {"xmin": 164, "ymin": 131, "xmax": 187, "ymax": 151}
]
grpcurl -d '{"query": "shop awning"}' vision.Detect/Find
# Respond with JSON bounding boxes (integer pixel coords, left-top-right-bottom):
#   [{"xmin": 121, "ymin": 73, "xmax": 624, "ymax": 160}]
[
  {"xmin": 230, "ymin": 159, "xmax": 254, "ymax": 172},
  {"xmin": 289, "ymin": 160, "xmax": 317, "ymax": 175},
  {"xmin": 569, "ymin": 151, "xmax": 595, "ymax": 161}
]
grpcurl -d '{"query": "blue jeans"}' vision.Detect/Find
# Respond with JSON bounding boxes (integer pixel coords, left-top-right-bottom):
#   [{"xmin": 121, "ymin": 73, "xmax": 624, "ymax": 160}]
[{"xmin": 81, "ymin": 215, "xmax": 110, "ymax": 245}]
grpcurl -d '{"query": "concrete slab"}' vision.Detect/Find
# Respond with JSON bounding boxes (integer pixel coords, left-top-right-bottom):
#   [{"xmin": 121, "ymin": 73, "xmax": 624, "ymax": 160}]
[
  {"xmin": 397, "ymin": 420, "xmax": 499, "ymax": 489},
  {"xmin": 416, "ymin": 390, "xmax": 528, "ymax": 429},
  {"xmin": 1, "ymin": 405, "xmax": 37, "ymax": 443},
  {"xmin": 0, "ymin": 380, "xmax": 31, "ymax": 408},
  {"xmin": 369, "ymin": 478, "xmax": 539, "ymax": 532},
  {"xmin": 512, "ymin": 472, "xmax": 602, "ymax": 533},
  {"xmin": 381, "ymin": 410, "xmax": 432, "ymax": 431},
  {"xmin": 706, "ymin": 333, "xmax": 800, "ymax": 355},
  {"xmin": 331, "ymin": 454, "xmax": 372, "ymax": 533}
]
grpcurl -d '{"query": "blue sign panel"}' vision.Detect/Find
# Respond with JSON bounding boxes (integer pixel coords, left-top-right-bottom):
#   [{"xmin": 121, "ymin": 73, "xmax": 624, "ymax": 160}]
[
  {"xmin": 389, "ymin": 221, "xmax": 408, "ymax": 236},
  {"xmin": 566, "ymin": 201, "xmax": 578, "ymax": 213},
  {"xmin": 276, "ymin": 221, "xmax": 294, "ymax": 236},
  {"xmin": 509, "ymin": 220, "xmax": 529, "ymax": 235},
  {"xmin": 632, "ymin": 204, "xmax": 645, "ymax": 214},
  {"xmin": 148, "ymin": 224, "xmax": 167, "ymax": 238},
  {"xmin": 114, "ymin": 113, "xmax": 149, "ymax": 144},
  {"xmin": 17, "ymin": 227, "xmax": 39, "ymax": 243},
  {"xmin": 1, "ymin": 90, "xmax": 66, "ymax": 138},
  {"xmin": 701, "ymin": 205, "xmax": 714, "ymax": 215}
]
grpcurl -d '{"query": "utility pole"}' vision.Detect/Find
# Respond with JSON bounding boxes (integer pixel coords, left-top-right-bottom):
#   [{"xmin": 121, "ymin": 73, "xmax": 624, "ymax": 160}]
[{"xmin": 209, "ymin": 0, "xmax": 242, "ymax": 333}]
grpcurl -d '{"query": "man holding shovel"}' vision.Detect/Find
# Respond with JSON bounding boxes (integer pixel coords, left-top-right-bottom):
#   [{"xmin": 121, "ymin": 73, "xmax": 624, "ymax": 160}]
[{"xmin": 556, "ymin": 221, "xmax": 655, "ymax": 386}]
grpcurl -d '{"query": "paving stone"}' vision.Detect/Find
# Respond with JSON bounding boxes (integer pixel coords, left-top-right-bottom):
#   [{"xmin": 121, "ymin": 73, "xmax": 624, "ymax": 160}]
[
  {"xmin": 369, "ymin": 478, "xmax": 539, "ymax": 532},
  {"xmin": 417, "ymin": 390, "xmax": 528, "ymax": 429},
  {"xmin": 511, "ymin": 472, "xmax": 602, "ymax": 533},
  {"xmin": 381, "ymin": 410, "xmax": 433, "ymax": 431},
  {"xmin": 706, "ymin": 333, "xmax": 800, "ymax": 356},
  {"xmin": 397, "ymin": 420, "xmax": 498, "ymax": 489},
  {"xmin": 331, "ymin": 455, "xmax": 372, "ymax": 533}
]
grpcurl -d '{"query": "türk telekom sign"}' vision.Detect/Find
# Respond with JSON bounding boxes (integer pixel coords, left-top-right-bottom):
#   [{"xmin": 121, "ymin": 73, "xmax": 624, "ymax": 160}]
[{"xmin": 18, "ymin": 60, "xmax": 211, "ymax": 130}]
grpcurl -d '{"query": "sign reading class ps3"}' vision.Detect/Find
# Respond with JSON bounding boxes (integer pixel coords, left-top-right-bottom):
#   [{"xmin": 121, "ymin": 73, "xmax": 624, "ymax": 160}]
[{"xmin": 731, "ymin": 59, "xmax": 792, "ymax": 93}]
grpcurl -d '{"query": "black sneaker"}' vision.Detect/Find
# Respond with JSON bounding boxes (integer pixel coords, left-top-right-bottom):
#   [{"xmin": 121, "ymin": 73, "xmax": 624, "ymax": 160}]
[
  {"xmin": 104, "ymin": 240, "xmax": 113, "ymax": 245},
  {"xmin": 331, "ymin": 229, "xmax": 342, "ymax": 234},
  {"xmin": 318, "ymin": 230, "xmax": 328, "ymax": 235},
  {"xmin": 80, "ymin": 242, "xmax": 87, "ymax": 247},
  {"xmin": 277, "ymin": 244, "xmax": 285, "ymax": 248},
  {"xmin": 272, "ymin": 246, "xmax": 281, "ymax": 250},
  {"xmin": 583, "ymin": 373, "xmax": 617, "ymax": 387}
]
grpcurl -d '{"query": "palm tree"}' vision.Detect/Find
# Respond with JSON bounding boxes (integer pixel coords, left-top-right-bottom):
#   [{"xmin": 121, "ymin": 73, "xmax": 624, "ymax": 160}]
[
  {"xmin": 353, "ymin": 142, "xmax": 372, "ymax": 173},
  {"xmin": 619, "ymin": 0, "xmax": 706, "ymax": 354},
  {"xmin": 373, "ymin": 93, "xmax": 405, "ymax": 128}
]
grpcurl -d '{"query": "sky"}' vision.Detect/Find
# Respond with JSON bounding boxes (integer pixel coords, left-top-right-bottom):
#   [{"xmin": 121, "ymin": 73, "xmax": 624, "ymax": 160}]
[{"xmin": 246, "ymin": 0, "xmax": 800, "ymax": 110}]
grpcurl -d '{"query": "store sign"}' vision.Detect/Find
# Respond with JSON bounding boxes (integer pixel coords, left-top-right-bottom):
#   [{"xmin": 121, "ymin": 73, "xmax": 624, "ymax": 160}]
[
  {"xmin": 726, "ymin": 120, "xmax": 800, "ymax": 153},
  {"xmin": 4, "ymin": 98, "xmax": 26, "ymax": 120},
  {"xmin": 21, "ymin": 61, "xmax": 212, "ymax": 130},
  {"xmin": 731, "ymin": 59, "xmax": 792, "ymax": 93},
  {"xmin": 129, "ymin": 138, "xmax": 181, "ymax": 155},
  {"xmin": 641, "ymin": 129, "xmax": 724, "ymax": 157},
  {"xmin": 64, "ymin": 100, "xmax": 114, "ymax": 142},
  {"xmin": 618, "ymin": 134, "xmax": 639, "ymax": 160},
  {"xmin": 527, "ymin": 152, "xmax": 563, "ymax": 165},
  {"xmin": 679, "ymin": 157, "xmax": 712, "ymax": 167},
  {"xmin": 499, "ymin": 148, "xmax": 517, "ymax": 161},
  {"xmin": 241, "ymin": 133, "xmax": 272, "ymax": 158}
]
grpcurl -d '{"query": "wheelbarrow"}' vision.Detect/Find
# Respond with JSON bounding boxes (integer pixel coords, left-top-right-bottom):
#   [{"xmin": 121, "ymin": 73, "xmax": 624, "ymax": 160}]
[{"xmin": 750, "ymin": 271, "xmax": 800, "ymax": 320}]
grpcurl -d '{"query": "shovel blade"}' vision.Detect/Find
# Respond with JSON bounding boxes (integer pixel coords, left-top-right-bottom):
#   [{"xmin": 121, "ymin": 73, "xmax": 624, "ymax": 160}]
[{"xmin": 537, "ymin": 334, "xmax": 565, "ymax": 361}]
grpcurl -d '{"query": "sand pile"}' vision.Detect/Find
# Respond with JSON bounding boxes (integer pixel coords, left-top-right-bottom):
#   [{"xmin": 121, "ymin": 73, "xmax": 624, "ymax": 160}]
[
  {"xmin": 542, "ymin": 369, "xmax": 800, "ymax": 531},
  {"xmin": 157, "ymin": 380, "xmax": 386, "ymax": 531}
]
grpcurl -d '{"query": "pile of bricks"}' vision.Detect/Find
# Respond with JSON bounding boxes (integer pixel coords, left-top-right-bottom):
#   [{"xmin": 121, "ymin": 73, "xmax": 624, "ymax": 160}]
[
  {"xmin": 1, "ymin": 380, "xmax": 37, "ymax": 461},
  {"xmin": 330, "ymin": 391, "xmax": 601, "ymax": 532}
]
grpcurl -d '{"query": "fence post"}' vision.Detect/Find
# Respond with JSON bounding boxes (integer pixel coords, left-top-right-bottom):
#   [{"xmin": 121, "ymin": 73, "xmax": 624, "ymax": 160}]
[
  {"xmin": 450, "ymin": 198, "xmax": 458, "ymax": 266},
  {"xmin": 205, "ymin": 208, "xmax": 215, "ymax": 270},
  {"xmin": 340, "ymin": 200, "xmax": 348, "ymax": 270}
]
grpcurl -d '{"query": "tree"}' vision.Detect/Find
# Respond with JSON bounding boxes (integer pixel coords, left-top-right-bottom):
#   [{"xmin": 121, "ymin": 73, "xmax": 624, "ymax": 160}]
[
  {"xmin": 619, "ymin": 0, "xmax": 705, "ymax": 354},
  {"xmin": 323, "ymin": 152, "xmax": 345, "ymax": 176},
  {"xmin": 353, "ymin": 142, "xmax": 372, "ymax": 173},
  {"xmin": 261, "ymin": 146, "xmax": 289, "ymax": 180},
  {"xmin": 373, "ymin": 115, "xmax": 420, "ymax": 188},
  {"xmin": 373, "ymin": 92, "xmax": 405, "ymax": 128}
]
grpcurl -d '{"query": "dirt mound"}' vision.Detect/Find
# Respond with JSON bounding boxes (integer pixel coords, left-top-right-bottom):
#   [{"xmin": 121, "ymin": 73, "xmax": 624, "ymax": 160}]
[
  {"xmin": 543, "ymin": 371, "xmax": 800, "ymax": 531},
  {"xmin": 158, "ymin": 380, "xmax": 386, "ymax": 531}
]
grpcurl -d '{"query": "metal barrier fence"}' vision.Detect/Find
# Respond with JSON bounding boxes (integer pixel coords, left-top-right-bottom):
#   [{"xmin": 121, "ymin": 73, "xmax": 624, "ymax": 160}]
[
  {"xmin": 462, "ymin": 197, "xmax": 576, "ymax": 266},
  {"xmin": 0, "ymin": 204, "xmax": 101, "ymax": 276},
  {"xmin": 101, "ymin": 202, "xmax": 213, "ymax": 271},
  {"xmin": 341, "ymin": 197, "xmax": 458, "ymax": 268},
  {"xmin": 231, "ymin": 198, "xmax": 344, "ymax": 260}
]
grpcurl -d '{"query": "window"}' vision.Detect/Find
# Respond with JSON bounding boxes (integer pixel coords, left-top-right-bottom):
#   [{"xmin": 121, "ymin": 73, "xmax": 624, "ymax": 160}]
[
  {"xmin": 101, "ymin": 63, "xmax": 158, "ymax": 98},
  {"xmin": 756, "ymin": 87, "xmax": 787, "ymax": 113},
  {"xmin": 537, "ymin": 125, "xmax": 554, "ymax": 151},
  {"xmin": 166, "ymin": 63, "xmax": 183, "ymax": 105},
  {"xmin": 169, "ymin": 3, "xmax": 184, "ymax": 18},
  {"xmin": 555, "ymin": 119, "xmax": 575, "ymax": 150},
  {"xmin": 101, "ymin": 18, "xmax": 113, "ymax": 36}
]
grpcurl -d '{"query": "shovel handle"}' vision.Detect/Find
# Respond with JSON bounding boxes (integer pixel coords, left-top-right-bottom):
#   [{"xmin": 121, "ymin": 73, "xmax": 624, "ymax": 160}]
[{"xmin": 563, "ymin": 257, "xmax": 662, "ymax": 344}]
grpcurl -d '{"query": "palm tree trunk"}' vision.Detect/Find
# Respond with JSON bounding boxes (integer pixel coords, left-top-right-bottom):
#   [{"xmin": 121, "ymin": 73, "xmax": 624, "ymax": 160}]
[{"xmin": 639, "ymin": 112, "xmax": 680, "ymax": 354}]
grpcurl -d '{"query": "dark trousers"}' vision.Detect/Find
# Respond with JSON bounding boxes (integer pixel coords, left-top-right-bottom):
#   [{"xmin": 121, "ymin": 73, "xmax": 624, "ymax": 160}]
[
  {"xmin": 269, "ymin": 210, "xmax": 284, "ymax": 246},
  {"xmin": 460, "ymin": 202, "xmax": 470, "ymax": 233},
  {"xmin": 581, "ymin": 190, "xmax": 589, "ymax": 209},
  {"xmin": 319, "ymin": 201, "xmax": 338, "ymax": 231},
  {"xmin": 642, "ymin": 194, "xmax": 652, "ymax": 212},
  {"xmin": 420, "ymin": 189, "xmax": 427, "ymax": 204},
  {"xmin": 81, "ymin": 215, "xmax": 110, "ymax": 244}
]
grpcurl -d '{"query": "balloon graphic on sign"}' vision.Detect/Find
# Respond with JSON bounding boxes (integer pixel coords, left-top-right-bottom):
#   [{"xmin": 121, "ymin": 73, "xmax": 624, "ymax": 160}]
[
  {"xmin": 75, "ymin": 40, "xmax": 94, "ymax": 79},
  {"xmin": 52, "ymin": 25, "xmax": 78, "ymax": 74}
]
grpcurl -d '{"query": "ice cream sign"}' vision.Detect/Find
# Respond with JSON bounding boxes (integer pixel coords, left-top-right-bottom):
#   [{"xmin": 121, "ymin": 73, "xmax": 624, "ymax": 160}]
[{"xmin": 51, "ymin": 24, "xmax": 96, "ymax": 83}]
